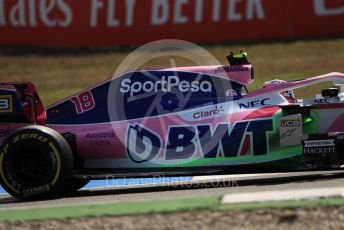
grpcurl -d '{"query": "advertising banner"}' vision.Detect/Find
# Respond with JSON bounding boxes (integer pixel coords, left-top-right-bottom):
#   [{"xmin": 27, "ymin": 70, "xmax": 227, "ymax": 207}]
[{"xmin": 0, "ymin": 0, "xmax": 343, "ymax": 46}]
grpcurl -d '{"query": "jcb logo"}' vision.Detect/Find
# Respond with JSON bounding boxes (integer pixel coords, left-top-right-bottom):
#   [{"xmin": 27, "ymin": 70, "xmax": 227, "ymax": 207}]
[
  {"xmin": 281, "ymin": 120, "xmax": 301, "ymax": 127},
  {"xmin": 0, "ymin": 95, "xmax": 12, "ymax": 112}
]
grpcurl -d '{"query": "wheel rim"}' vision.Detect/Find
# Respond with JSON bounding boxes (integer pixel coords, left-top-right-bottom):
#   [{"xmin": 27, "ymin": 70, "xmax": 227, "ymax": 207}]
[{"xmin": 8, "ymin": 144, "xmax": 56, "ymax": 186}]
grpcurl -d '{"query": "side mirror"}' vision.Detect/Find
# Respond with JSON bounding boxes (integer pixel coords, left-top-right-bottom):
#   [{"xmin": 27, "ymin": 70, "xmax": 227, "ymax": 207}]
[
  {"xmin": 227, "ymin": 51, "xmax": 250, "ymax": 65},
  {"xmin": 322, "ymin": 88, "xmax": 339, "ymax": 98}
]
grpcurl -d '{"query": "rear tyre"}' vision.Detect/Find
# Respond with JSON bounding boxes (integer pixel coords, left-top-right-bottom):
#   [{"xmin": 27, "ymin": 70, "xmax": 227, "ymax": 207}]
[{"xmin": 0, "ymin": 125, "xmax": 74, "ymax": 201}]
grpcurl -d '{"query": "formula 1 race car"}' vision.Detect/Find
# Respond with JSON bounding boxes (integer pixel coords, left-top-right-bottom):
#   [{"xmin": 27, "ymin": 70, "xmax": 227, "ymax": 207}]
[{"xmin": 1, "ymin": 52, "xmax": 344, "ymax": 201}]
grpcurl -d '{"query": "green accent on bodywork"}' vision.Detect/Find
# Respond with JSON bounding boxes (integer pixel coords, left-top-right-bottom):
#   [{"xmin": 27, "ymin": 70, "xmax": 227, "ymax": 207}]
[
  {"xmin": 303, "ymin": 110, "xmax": 320, "ymax": 134},
  {"xmin": 172, "ymin": 146, "xmax": 302, "ymax": 167},
  {"xmin": 157, "ymin": 111, "xmax": 302, "ymax": 168},
  {"xmin": 303, "ymin": 116, "xmax": 314, "ymax": 124},
  {"xmin": 122, "ymin": 109, "xmax": 311, "ymax": 169}
]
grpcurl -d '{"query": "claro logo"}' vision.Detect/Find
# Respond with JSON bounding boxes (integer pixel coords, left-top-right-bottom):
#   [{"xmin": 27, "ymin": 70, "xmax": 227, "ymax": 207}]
[
  {"xmin": 120, "ymin": 76, "xmax": 212, "ymax": 97},
  {"xmin": 193, "ymin": 105, "xmax": 224, "ymax": 119}
]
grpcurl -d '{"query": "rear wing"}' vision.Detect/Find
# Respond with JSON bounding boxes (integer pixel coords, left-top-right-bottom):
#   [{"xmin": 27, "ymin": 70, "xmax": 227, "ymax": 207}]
[{"xmin": 0, "ymin": 82, "xmax": 46, "ymax": 125}]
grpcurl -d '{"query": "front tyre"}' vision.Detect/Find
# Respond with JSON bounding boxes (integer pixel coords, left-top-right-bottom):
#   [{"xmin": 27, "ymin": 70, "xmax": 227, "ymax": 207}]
[{"xmin": 0, "ymin": 125, "xmax": 74, "ymax": 201}]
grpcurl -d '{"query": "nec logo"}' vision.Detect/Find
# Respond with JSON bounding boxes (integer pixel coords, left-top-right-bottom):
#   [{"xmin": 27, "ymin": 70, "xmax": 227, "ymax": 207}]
[
  {"xmin": 239, "ymin": 98, "xmax": 271, "ymax": 109},
  {"xmin": 314, "ymin": 98, "xmax": 329, "ymax": 104}
]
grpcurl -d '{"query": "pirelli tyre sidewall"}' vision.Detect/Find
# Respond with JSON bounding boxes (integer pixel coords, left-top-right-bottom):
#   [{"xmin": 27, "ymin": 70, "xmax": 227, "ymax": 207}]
[{"xmin": 0, "ymin": 125, "xmax": 73, "ymax": 200}]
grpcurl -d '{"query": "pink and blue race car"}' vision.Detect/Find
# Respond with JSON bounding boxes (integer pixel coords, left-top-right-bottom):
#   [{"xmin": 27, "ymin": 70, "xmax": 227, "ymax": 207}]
[{"xmin": 1, "ymin": 52, "xmax": 344, "ymax": 200}]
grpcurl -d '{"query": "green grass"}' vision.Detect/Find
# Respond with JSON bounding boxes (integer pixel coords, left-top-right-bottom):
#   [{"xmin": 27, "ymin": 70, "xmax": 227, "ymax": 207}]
[
  {"xmin": 2, "ymin": 196, "xmax": 344, "ymax": 222},
  {"xmin": 0, "ymin": 196, "xmax": 219, "ymax": 221},
  {"xmin": 0, "ymin": 38, "xmax": 343, "ymax": 105}
]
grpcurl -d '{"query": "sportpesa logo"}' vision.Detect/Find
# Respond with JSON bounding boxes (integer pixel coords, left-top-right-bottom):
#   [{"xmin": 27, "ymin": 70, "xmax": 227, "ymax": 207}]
[{"xmin": 120, "ymin": 75, "xmax": 212, "ymax": 97}]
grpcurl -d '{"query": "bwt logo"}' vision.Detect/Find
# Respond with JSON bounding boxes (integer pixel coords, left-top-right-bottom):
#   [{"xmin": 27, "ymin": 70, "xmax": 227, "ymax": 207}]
[
  {"xmin": 120, "ymin": 75, "xmax": 212, "ymax": 97},
  {"xmin": 127, "ymin": 124, "xmax": 162, "ymax": 163},
  {"xmin": 126, "ymin": 119, "xmax": 273, "ymax": 164}
]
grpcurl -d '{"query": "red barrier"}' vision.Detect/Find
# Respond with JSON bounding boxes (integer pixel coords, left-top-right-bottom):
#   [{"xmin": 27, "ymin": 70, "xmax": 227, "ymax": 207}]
[
  {"xmin": 0, "ymin": 0, "xmax": 343, "ymax": 47},
  {"xmin": 291, "ymin": 0, "xmax": 344, "ymax": 37}
]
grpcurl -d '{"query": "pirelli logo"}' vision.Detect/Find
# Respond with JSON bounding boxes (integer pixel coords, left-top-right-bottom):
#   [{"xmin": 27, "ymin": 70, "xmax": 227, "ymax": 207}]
[{"xmin": 0, "ymin": 95, "xmax": 13, "ymax": 113}]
